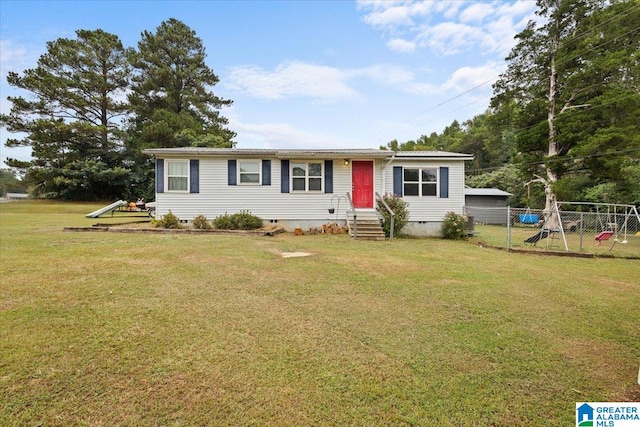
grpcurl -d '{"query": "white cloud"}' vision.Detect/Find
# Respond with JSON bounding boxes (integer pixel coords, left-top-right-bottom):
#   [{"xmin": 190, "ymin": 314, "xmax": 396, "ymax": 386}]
[
  {"xmin": 226, "ymin": 60, "xmax": 361, "ymax": 103},
  {"xmin": 228, "ymin": 116, "xmax": 351, "ymax": 149},
  {"xmin": 227, "ymin": 60, "xmax": 423, "ymax": 104},
  {"xmin": 417, "ymin": 22, "xmax": 485, "ymax": 55},
  {"xmin": 441, "ymin": 62, "xmax": 502, "ymax": 92},
  {"xmin": 352, "ymin": 64, "xmax": 415, "ymax": 85},
  {"xmin": 407, "ymin": 62, "xmax": 503, "ymax": 96},
  {"xmin": 357, "ymin": 0, "xmax": 537, "ymax": 57},
  {"xmin": 387, "ymin": 38, "xmax": 417, "ymax": 53},
  {"xmin": 459, "ymin": 3, "xmax": 495, "ymax": 23},
  {"xmin": 361, "ymin": 3, "xmax": 415, "ymax": 28},
  {"xmin": 226, "ymin": 58, "xmax": 502, "ymax": 105},
  {"xmin": 0, "ymin": 39, "xmax": 33, "ymax": 79},
  {"xmin": 497, "ymin": 0, "xmax": 538, "ymax": 19},
  {"xmin": 357, "ymin": 0, "xmax": 438, "ymax": 31}
]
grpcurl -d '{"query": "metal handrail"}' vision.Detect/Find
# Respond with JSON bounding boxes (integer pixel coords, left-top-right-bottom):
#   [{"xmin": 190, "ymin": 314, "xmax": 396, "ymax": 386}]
[
  {"xmin": 376, "ymin": 192, "xmax": 394, "ymax": 240},
  {"xmin": 346, "ymin": 192, "xmax": 357, "ymax": 239}
]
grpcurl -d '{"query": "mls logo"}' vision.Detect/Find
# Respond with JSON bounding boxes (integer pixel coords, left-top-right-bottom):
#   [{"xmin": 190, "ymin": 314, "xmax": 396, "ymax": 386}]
[{"xmin": 577, "ymin": 403, "xmax": 594, "ymax": 427}]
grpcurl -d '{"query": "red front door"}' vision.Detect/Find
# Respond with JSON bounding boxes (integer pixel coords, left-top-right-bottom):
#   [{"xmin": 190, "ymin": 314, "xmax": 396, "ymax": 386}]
[{"xmin": 352, "ymin": 161, "xmax": 374, "ymax": 208}]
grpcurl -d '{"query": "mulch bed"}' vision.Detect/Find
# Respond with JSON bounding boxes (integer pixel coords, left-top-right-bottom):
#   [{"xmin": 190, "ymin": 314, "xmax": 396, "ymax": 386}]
[{"xmin": 64, "ymin": 222, "xmax": 285, "ymax": 236}]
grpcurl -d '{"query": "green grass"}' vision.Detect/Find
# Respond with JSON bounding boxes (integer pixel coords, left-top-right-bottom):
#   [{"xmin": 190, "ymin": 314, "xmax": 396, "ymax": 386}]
[
  {"xmin": 1, "ymin": 201, "xmax": 639, "ymax": 426},
  {"xmin": 473, "ymin": 224, "xmax": 640, "ymax": 258}
]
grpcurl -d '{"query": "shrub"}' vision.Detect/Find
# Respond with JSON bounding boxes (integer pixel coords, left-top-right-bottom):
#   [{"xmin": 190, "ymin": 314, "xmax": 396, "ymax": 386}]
[
  {"xmin": 213, "ymin": 211, "xmax": 263, "ymax": 230},
  {"xmin": 153, "ymin": 210, "xmax": 182, "ymax": 229},
  {"xmin": 441, "ymin": 212, "xmax": 468, "ymax": 240},
  {"xmin": 232, "ymin": 210, "xmax": 264, "ymax": 230},
  {"xmin": 192, "ymin": 214, "xmax": 212, "ymax": 229},
  {"xmin": 376, "ymin": 194, "xmax": 409, "ymax": 237},
  {"xmin": 212, "ymin": 213, "xmax": 234, "ymax": 230}
]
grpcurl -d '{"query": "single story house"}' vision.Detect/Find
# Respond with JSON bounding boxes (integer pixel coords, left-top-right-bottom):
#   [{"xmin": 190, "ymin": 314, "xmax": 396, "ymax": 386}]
[
  {"xmin": 142, "ymin": 148, "xmax": 474, "ymax": 237},
  {"xmin": 464, "ymin": 187, "xmax": 513, "ymax": 225}
]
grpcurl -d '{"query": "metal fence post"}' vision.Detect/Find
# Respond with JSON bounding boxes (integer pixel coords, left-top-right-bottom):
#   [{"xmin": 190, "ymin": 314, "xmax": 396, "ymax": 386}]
[
  {"xmin": 506, "ymin": 206, "xmax": 511, "ymax": 250},
  {"xmin": 579, "ymin": 211, "xmax": 584, "ymax": 252}
]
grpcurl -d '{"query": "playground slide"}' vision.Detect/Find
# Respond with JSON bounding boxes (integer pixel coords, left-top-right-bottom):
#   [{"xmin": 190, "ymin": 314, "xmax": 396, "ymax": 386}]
[
  {"xmin": 85, "ymin": 200, "xmax": 128, "ymax": 218},
  {"xmin": 524, "ymin": 229, "xmax": 549, "ymax": 244}
]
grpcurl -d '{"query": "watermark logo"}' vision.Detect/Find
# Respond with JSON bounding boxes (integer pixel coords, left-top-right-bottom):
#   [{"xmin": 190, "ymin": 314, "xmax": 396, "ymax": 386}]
[
  {"xmin": 577, "ymin": 403, "xmax": 594, "ymax": 426},
  {"xmin": 576, "ymin": 402, "xmax": 640, "ymax": 427}
]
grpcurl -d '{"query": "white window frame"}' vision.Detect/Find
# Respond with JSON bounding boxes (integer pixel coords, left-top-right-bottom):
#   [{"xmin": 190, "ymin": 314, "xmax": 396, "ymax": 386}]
[
  {"xmin": 238, "ymin": 159, "xmax": 261, "ymax": 185},
  {"xmin": 291, "ymin": 161, "xmax": 323, "ymax": 193},
  {"xmin": 166, "ymin": 159, "xmax": 189, "ymax": 192},
  {"xmin": 403, "ymin": 167, "xmax": 438, "ymax": 197}
]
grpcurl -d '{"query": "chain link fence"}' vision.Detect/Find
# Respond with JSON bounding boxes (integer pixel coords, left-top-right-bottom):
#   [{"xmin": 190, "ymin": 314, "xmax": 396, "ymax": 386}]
[{"xmin": 465, "ymin": 205, "xmax": 640, "ymax": 258}]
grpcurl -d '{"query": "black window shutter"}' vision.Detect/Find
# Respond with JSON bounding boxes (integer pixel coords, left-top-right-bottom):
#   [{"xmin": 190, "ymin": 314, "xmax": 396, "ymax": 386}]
[
  {"xmin": 281, "ymin": 160, "xmax": 290, "ymax": 193},
  {"xmin": 228, "ymin": 160, "xmax": 237, "ymax": 186},
  {"xmin": 262, "ymin": 160, "xmax": 271, "ymax": 186},
  {"xmin": 156, "ymin": 159, "xmax": 164, "ymax": 193},
  {"xmin": 440, "ymin": 167, "xmax": 449, "ymax": 198},
  {"xmin": 393, "ymin": 166, "xmax": 403, "ymax": 197},
  {"xmin": 324, "ymin": 160, "xmax": 333, "ymax": 193},
  {"xmin": 190, "ymin": 159, "xmax": 199, "ymax": 193}
]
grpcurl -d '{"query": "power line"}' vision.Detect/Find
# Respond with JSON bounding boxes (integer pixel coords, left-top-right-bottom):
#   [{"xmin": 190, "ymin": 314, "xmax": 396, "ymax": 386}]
[{"xmin": 402, "ymin": 77, "xmax": 497, "ymax": 123}]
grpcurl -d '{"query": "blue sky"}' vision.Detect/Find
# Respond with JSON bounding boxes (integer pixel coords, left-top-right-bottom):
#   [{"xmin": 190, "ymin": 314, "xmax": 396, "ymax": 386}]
[{"xmin": 0, "ymin": 0, "xmax": 538, "ymax": 167}]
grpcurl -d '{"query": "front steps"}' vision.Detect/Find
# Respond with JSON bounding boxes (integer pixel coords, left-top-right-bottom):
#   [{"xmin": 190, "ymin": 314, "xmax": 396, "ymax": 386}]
[{"xmin": 347, "ymin": 210, "xmax": 386, "ymax": 240}]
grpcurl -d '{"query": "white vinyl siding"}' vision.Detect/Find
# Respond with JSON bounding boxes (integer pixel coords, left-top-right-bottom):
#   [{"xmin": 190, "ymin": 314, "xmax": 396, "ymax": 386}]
[
  {"xmin": 384, "ymin": 160, "xmax": 466, "ymax": 221},
  {"xmin": 154, "ymin": 156, "xmax": 466, "ymax": 226},
  {"xmin": 155, "ymin": 158, "xmax": 380, "ymax": 221}
]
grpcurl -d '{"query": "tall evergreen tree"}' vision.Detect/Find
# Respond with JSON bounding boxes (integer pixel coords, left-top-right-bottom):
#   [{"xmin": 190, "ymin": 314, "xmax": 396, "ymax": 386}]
[
  {"xmin": 126, "ymin": 18, "xmax": 236, "ymax": 199},
  {"xmin": 492, "ymin": 0, "xmax": 640, "ymax": 212},
  {"xmin": 128, "ymin": 18, "xmax": 236, "ymax": 150},
  {"xmin": 1, "ymin": 29, "xmax": 131, "ymax": 200}
]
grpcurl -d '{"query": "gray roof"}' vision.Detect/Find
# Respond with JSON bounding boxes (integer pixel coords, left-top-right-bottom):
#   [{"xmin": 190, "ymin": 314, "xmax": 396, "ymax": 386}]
[
  {"xmin": 394, "ymin": 151, "xmax": 474, "ymax": 160},
  {"xmin": 465, "ymin": 188, "xmax": 513, "ymax": 197},
  {"xmin": 142, "ymin": 147, "xmax": 473, "ymax": 160}
]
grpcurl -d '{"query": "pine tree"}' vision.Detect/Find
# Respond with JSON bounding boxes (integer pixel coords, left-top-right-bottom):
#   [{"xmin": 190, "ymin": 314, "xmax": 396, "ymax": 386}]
[
  {"xmin": 492, "ymin": 0, "xmax": 640, "ymax": 210},
  {"xmin": 128, "ymin": 18, "xmax": 235, "ymax": 150},
  {"xmin": 0, "ymin": 29, "xmax": 132, "ymax": 200}
]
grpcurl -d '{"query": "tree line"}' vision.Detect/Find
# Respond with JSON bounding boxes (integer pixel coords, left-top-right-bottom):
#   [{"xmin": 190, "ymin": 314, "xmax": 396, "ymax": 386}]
[
  {"xmin": 1, "ymin": 18, "xmax": 235, "ymax": 201},
  {"xmin": 2, "ymin": 1, "xmax": 639, "ymax": 208},
  {"xmin": 382, "ymin": 0, "xmax": 639, "ymax": 209}
]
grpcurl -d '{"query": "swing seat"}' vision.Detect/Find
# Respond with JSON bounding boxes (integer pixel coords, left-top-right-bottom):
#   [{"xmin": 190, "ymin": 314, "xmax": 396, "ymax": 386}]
[
  {"xmin": 519, "ymin": 213, "xmax": 539, "ymax": 224},
  {"xmin": 595, "ymin": 230, "xmax": 614, "ymax": 245}
]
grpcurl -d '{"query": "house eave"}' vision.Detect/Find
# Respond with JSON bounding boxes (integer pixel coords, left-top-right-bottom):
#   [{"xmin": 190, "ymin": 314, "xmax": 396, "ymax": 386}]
[
  {"xmin": 141, "ymin": 147, "xmax": 474, "ymax": 161},
  {"xmin": 142, "ymin": 147, "xmax": 393, "ymax": 159},
  {"xmin": 394, "ymin": 151, "xmax": 474, "ymax": 161}
]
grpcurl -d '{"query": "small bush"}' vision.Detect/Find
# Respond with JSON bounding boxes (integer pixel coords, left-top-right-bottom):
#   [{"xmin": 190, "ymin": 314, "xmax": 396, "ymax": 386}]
[
  {"xmin": 212, "ymin": 213, "xmax": 234, "ymax": 230},
  {"xmin": 213, "ymin": 211, "xmax": 263, "ymax": 230},
  {"xmin": 192, "ymin": 214, "xmax": 212, "ymax": 229},
  {"xmin": 441, "ymin": 212, "xmax": 468, "ymax": 240},
  {"xmin": 376, "ymin": 194, "xmax": 409, "ymax": 237},
  {"xmin": 153, "ymin": 210, "xmax": 182, "ymax": 229},
  {"xmin": 233, "ymin": 210, "xmax": 264, "ymax": 230}
]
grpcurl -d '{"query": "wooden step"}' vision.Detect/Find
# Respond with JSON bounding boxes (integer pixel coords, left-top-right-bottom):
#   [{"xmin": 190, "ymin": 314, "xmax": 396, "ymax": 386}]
[{"xmin": 347, "ymin": 211, "xmax": 386, "ymax": 240}]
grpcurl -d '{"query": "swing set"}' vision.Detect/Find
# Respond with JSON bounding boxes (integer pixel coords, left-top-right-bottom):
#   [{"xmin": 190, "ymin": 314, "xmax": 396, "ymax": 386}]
[
  {"xmin": 523, "ymin": 201, "xmax": 640, "ymax": 252},
  {"xmin": 523, "ymin": 201, "xmax": 568, "ymax": 250},
  {"xmin": 558, "ymin": 202, "xmax": 640, "ymax": 250}
]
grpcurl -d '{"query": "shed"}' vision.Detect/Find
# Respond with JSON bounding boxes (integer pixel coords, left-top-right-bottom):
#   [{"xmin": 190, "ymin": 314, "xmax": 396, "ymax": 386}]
[{"xmin": 464, "ymin": 187, "xmax": 512, "ymax": 225}]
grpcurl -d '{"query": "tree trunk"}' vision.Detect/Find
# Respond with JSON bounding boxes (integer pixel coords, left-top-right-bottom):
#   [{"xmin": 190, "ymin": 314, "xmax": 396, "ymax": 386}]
[{"xmin": 545, "ymin": 35, "xmax": 560, "ymax": 229}]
